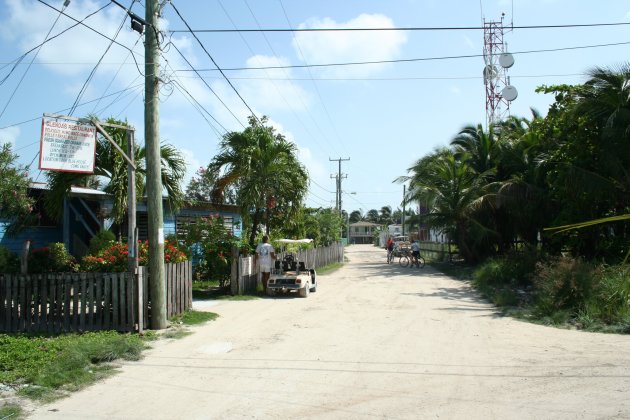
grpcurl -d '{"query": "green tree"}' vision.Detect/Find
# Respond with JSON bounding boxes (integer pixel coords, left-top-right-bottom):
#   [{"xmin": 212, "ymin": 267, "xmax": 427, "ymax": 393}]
[
  {"xmin": 401, "ymin": 149, "xmax": 492, "ymax": 262},
  {"xmin": 185, "ymin": 166, "xmax": 236, "ymax": 205},
  {"xmin": 45, "ymin": 118, "xmax": 187, "ymax": 228},
  {"xmin": 0, "ymin": 143, "xmax": 33, "ymax": 230},
  {"xmin": 208, "ymin": 116, "xmax": 308, "ymax": 247}
]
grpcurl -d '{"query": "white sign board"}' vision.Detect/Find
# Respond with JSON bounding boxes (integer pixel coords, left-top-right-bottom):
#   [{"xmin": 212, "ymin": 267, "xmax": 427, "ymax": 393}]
[{"xmin": 39, "ymin": 117, "xmax": 96, "ymax": 173}]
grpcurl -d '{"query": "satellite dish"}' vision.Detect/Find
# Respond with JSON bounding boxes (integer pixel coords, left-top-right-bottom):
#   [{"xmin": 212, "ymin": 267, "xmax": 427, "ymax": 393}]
[
  {"xmin": 499, "ymin": 52, "xmax": 515, "ymax": 69},
  {"xmin": 502, "ymin": 85, "xmax": 518, "ymax": 101},
  {"xmin": 483, "ymin": 65, "xmax": 498, "ymax": 81}
]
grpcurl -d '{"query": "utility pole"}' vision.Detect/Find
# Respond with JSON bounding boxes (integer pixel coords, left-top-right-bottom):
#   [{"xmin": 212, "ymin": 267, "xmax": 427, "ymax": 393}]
[
  {"xmin": 402, "ymin": 184, "xmax": 406, "ymax": 236},
  {"xmin": 329, "ymin": 157, "xmax": 350, "ymax": 212},
  {"xmin": 145, "ymin": 0, "xmax": 166, "ymax": 329}
]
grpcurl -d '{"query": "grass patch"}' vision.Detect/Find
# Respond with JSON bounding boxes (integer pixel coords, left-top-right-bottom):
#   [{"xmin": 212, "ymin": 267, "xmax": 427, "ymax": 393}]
[
  {"xmin": 317, "ymin": 262, "xmax": 343, "ymax": 275},
  {"xmin": 174, "ymin": 310, "xmax": 219, "ymax": 326},
  {"xmin": 0, "ymin": 331, "xmax": 146, "ymax": 403},
  {"xmin": 0, "ymin": 403, "xmax": 23, "ymax": 420}
]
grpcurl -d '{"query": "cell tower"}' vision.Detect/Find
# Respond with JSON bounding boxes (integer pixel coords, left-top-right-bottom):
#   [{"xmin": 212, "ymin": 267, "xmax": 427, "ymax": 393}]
[{"xmin": 482, "ymin": 14, "xmax": 517, "ymax": 128}]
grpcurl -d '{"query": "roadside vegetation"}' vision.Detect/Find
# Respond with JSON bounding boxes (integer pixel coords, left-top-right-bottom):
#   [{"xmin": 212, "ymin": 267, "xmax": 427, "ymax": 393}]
[{"xmin": 0, "ymin": 310, "xmax": 216, "ymax": 415}]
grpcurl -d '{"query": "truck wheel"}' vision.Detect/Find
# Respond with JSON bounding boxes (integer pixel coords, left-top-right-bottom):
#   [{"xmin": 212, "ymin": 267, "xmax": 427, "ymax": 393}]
[
  {"xmin": 299, "ymin": 283, "xmax": 310, "ymax": 298},
  {"xmin": 309, "ymin": 283, "xmax": 317, "ymax": 293},
  {"xmin": 267, "ymin": 289, "xmax": 275, "ymax": 296}
]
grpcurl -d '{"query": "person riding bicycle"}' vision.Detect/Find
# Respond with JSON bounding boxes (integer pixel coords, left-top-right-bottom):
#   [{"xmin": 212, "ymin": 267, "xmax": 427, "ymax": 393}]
[
  {"xmin": 386, "ymin": 237, "xmax": 395, "ymax": 262},
  {"xmin": 410, "ymin": 240, "xmax": 421, "ymax": 266}
]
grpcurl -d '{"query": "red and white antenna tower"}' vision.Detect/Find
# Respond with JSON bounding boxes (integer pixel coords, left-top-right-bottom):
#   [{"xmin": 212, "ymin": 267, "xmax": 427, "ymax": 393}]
[{"xmin": 483, "ymin": 14, "xmax": 517, "ymax": 128}]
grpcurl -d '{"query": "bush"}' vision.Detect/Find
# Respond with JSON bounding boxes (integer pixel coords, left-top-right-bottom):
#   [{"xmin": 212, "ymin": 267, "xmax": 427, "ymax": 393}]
[
  {"xmin": 585, "ymin": 265, "xmax": 630, "ymax": 324},
  {"xmin": 179, "ymin": 215, "xmax": 242, "ymax": 285},
  {"xmin": 89, "ymin": 229, "xmax": 116, "ymax": 255},
  {"xmin": 473, "ymin": 248, "xmax": 539, "ymax": 290},
  {"xmin": 81, "ymin": 240, "xmax": 187, "ymax": 272},
  {"xmin": 28, "ymin": 243, "xmax": 79, "ymax": 273},
  {"xmin": 0, "ymin": 245, "xmax": 19, "ymax": 273},
  {"xmin": 533, "ymin": 257, "xmax": 597, "ymax": 317}
]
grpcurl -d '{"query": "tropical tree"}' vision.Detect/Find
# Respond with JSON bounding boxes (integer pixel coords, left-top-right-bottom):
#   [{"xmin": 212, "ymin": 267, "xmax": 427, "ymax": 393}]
[
  {"xmin": 45, "ymin": 117, "xmax": 187, "ymax": 229},
  {"xmin": 349, "ymin": 209, "xmax": 363, "ymax": 223},
  {"xmin": 365, "ymin": 209, "xmax": 379, "ymax": 223},
  {"xmin": 0, "ymin": 143, "xmax": 33, "ymax": 231},
  {"xmin": 450, "ymin": 123, "xmax": 498, "ymax": 176},
  {"xmin": 208, "ymin": 116, "xmax": 308, "ymax": 247},
  {"xmin": 185, "ymin": 166, "xmax": 236, "ymax": 205},
  {"xmin": 379, "ymin": 206, "xmax": 393, "ymax": 224},
  {"xmin": 400, "ymin": 149, "xmax": 493, "ymax": 262}
]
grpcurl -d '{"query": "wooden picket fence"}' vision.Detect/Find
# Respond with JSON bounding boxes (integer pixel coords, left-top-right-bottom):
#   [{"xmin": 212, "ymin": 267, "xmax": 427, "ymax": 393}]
[{"xmin": 0, "ymin": 261, "xmax": 192, "ymax": 333}]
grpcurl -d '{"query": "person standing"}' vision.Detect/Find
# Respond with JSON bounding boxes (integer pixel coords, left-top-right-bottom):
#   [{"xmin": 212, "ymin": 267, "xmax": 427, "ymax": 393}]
[{"xmin": 255, "ymin": 235, "xmax": 276, "ymax": 293}]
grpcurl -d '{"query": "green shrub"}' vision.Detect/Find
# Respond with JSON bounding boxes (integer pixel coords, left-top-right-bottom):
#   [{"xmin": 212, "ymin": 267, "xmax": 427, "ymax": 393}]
[
  {"xmin": 533, "ymin": 257, "xmax": 597, "ymax": 317},
  {"xmin": 28, "ymin": 243, "xmax": 79, "ymax": 273},
  {"xmin": 473, "ymin": 248, "xmax": 539, "ymax": 290},
  {"xmin": 88, "ymin": 229, "xmax": 116, "ymax": 255},
  {"xmin": 586, "ymin": 265, "xmax": 630, "ymax": 324},
  {"xmin": 0, "ymin": 245, "xmax": 19, "ymax": 273}
]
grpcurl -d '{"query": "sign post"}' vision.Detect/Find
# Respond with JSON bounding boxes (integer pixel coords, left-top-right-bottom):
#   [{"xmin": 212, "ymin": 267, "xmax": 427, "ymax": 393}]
[{"xmin": 39, "ymin": 116, "xmax": 97, "ymax": 173}]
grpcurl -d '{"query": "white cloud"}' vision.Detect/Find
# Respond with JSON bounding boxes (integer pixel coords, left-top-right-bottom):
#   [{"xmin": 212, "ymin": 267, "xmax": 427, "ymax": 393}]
[
  {"xmin": 179, "ymin": 148, "xmax": 203, "ymax": 189},
  {"xmin": 292, "ymin": 14, "xmax": 408, "ymax": 78},
  {"xmin": 463, "ymin": 35, "xmax": 476, "ymax": 50},
  {"xmin": 240, "ymin": 55, "xmax": 311, "ymax": 112},
  {"xmin": 0, "ymin": 126, "xmax": 20, "ymax": 147},
  {"xmin": 450, "ymin": 85, "xmax": 461, "ymax": 95}
]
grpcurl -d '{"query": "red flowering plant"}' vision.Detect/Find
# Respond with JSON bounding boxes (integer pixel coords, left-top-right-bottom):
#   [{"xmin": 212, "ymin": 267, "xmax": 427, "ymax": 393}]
[
  {"xmin": 28, "ymin": 243, "xmax": 79, "ymax": 273},
  {"xmin": 82, "ymin": 240, "xmax": 187, "ymax": 272}
]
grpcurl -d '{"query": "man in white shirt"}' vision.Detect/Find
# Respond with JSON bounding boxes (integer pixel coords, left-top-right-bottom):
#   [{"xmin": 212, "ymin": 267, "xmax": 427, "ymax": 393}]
[{"xmin": 255, "ymin": 235, "xmax": 276, "ymax": 293}]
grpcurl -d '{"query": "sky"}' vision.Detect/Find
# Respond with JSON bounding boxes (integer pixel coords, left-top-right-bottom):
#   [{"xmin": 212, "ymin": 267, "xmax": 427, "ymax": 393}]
[{"xmin": 1, "ymin": 0, "xmax": 629, "ymax": 217}]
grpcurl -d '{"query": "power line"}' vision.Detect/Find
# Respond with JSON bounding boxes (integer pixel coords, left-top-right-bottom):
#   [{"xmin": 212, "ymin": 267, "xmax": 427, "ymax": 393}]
[
  {"xmin": 168, "ymin": 21, "xmax": 630, "ymax": 33},
  {"xmin": 173, "ymin": 73, "xmax": 586, "ymax": 81},
  {"xmin": 0, "ymin": 82, "xmax": 144, "ymax": 132},
  {"xmin": 0, "ymin": 0, "xmax": 70, "ymax": 122},
  {"xmin": 0, "ymin": 3, "xmax": 112, "ymax": 81},
  {"xmin": 173, "ymin": 40, "xmax": 630, "ymax": 72},
  {"xmin": 278, "ymin": 0, "xmax": 347, "ymax": 157},
  {"xmin": 68, "ymin": 1, "xmax": 134, "ymax": 116},
  {"xmin": 169, "ymin": 1, "xmax": 260, "ymax": 124},
  {"xmin": 170, "ymin": 42, "xmax": 246, "ymax": 129},
  {"xmin": 34, "ymin": 0, "xmax": 144, "ymax": 74}
]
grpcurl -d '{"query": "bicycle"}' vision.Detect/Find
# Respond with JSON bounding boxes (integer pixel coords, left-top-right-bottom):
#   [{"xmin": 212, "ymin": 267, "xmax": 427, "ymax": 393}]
[{"xmin": 399, "ymin": 251, "xmax": 425, "ymax": 268}]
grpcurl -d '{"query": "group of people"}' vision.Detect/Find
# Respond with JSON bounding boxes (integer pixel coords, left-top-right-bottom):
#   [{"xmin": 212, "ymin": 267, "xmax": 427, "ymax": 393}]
[{"xmin": 386, "ymin": 237, "xmax": 421, "ymax": 265}]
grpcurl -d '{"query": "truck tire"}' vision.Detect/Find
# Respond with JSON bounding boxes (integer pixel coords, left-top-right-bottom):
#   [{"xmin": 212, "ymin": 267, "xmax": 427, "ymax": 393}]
[{"xmin": 299, "ymin": 282, "xmax": 310, "ymax": 298}]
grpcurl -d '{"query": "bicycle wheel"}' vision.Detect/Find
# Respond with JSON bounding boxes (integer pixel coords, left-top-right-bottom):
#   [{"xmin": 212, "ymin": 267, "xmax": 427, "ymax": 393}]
[
  {"xmin": 399, "ymin": 255, "xmax": 410, "ymax": 267},
  {"xmin": 417, "ymin": 256, "xmax": 425, "ymax": 268}
]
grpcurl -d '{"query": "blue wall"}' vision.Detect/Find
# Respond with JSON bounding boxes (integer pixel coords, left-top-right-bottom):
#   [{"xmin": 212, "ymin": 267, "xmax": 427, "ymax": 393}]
[{"xmin": 0, "ymin": 221, "xmax": 63, "ymax": 254}]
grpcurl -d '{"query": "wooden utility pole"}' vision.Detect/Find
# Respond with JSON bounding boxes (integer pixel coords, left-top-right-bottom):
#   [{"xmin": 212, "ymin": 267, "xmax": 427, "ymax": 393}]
[
  {"xmin": 329, "ymin": 157, "xmax": 349, "ymax": 213},
  {"xmin": 145, "ymin": 0, "xmax": 167, "ymax": 329}
]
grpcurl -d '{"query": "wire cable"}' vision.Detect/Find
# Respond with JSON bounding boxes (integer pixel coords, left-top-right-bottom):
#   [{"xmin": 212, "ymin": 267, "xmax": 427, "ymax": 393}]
[
  {"xmin": 169, "ymin": 21, "xmax": 630, "ymax": 33},
  {"xmin": 277, "ymin": 0, "xmax": 347, "ymax": 156},
  {"xmin": 68, "ymin": 0, "xmax": 134, "ymax": 116},
  {"xmin": 174, "ymin": 40, "xmax": 630, "ymax": 72},
  {"xmin": 34, "ymin": 0, "xmax": 144, "ymax": 75},
  {"xmin": 170, "ymin": 42, "xmax": 245, "ymax": 128},
  {"xmin": 0, "ymin": 82, "xmax": 144, "ymax": 134},
  {"xmin": 0, "ymin": 1, "xmax": 70, "ymax": 122},
  {"xmin": 169, "ymin": 0, "xmax": 261, "ymax": 124}
]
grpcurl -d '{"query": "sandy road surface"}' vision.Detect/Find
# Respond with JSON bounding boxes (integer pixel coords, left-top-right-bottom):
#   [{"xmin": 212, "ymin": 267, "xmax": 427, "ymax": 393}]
[{"xmin": 29, "ymin": 244, "xmax": 630, "ymax": 419}]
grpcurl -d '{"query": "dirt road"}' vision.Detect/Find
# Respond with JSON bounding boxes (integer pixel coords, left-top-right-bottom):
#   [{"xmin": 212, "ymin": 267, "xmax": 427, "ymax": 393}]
[{"xmin": 29, "ymin": 244, "xmax": 630, "ymax": 419}]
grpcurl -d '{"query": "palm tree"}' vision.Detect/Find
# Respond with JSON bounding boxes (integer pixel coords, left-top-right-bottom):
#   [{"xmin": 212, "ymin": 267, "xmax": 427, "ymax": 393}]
[
  {"xmin": 45, "ymin": 117, "xmax": 186, "ymax": 228},
  {"xmin": 400, "ymin": 149, "xmax": 492, "ymax": 262},
  {"xmin": 450, "ymin": 123, "xmax": 498, "ymax": 176},
  {"xmin": 379, "ymin": 206, "xmax": 392, "ymax": 224},
  {"xmin": 208, "ymin": 116, "xmax": 308, "ymax": 247}
]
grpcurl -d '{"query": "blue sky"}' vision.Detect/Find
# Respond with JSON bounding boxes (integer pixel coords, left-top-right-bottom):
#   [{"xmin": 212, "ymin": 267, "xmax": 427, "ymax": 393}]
[{"xmin": 1, "ymin": 0, "xmax": 629, "ymax": 216}]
